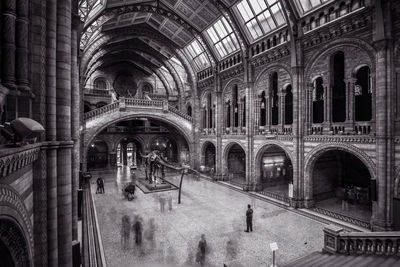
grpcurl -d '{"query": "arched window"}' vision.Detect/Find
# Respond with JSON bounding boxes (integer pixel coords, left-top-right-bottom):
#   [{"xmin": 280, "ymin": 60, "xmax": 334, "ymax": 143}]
[
  {"xmin": 260, "ymin": 91, "xmax": 267, "ymax": 126},
  {"xmin": 226, "ymin": 100, "xmax": 231, "ymax": 128},
  {"xmin": 233, "ymin": 85, "xmax": 239, "ymax": 127},
  {"xmin": 332, "ymin": 51, "xmax": 346, "ymax": 122},
  {"xmin": 207, "ymin": 93, "xmax": 212, "ymax": 129},
  {"xmin": 285, "ymin": 85, "xmax": 293, "ymax": 125},
  {"xmin": 142, "ymin": 83, "xmax": 153, "ymax": 94},
  {"xmin": 202, "ymin": 105, "xmax": 207, "ymax": 129},
  {"xmin": 271, "ymin": 72, "xmax": 279, "ymax": 126},
  {"xmin": 355, "ymin": 66, "xmax": 372, "ymax": 121},
  {"xmin": 313, "ymin": 77, "xmax": 324, "ymax": 123},
  {"xmin": 187, "ymin": 105, "xmax": 192, "ymax": 117},
  {"xmin": 242, "ymin": 96, "xmax": 246, "ymax": 127},
  {"xmin": 94, "ymin": 78, "xmax": 107, "ymax": 90}
]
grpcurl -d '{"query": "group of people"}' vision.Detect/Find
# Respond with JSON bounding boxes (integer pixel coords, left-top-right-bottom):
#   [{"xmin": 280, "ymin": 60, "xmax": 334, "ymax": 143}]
[
  {"xmin": 120, "ymin": 214, "xmax": 156, "ymax": 252},
  {"xmin": 95, "ymin": 177, "xmax": 105, "ymax": 194}
]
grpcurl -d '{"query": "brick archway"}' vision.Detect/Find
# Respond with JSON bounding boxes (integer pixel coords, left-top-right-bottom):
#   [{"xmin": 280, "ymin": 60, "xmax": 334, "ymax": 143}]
[
  {"xmin": 0, "ymin": 184, "xmax": 33, "ymax": 267},
  {"xmin": 254, "ymin": 142, "xmax": 294, "ymax": 185},
  {"xmin": 304, "ymin": 143, "xmax": 376, "ymax": 200},
  {"xmin": 223, "ymin": 142, "xmax": 246, "ymax": 179},
  {"xmin": 83, "ymin": 112, "xmax": 193, "ymax": 170}
]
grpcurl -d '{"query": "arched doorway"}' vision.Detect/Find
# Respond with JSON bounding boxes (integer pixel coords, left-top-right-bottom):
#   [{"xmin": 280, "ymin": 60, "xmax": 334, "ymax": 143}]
[
  {"xmin": 202, "ymin": 142, "xmax": 216, "ymax": 174},
  {"xmin": 0, "ymin": 219, "xmax": 31, "ymax": 267},
  {"xmin": 257, "ymin": 145, "xmax": 292, "ymax": 197},
  {"xmin": 117, "ymin": 138, "xmax": 143, "ymax": 167},
  {"xmin": 87, "ymin": 139, "xmax": 108, "ymax": 169},
  {"xmin": 312, "ymin": 150, "xmax": 372, "ymax": 222},
  {"xmin": 226, "ymin": 144, "xmax": 246, "ymax": 186},
  {"xmin": 150, "ymin": 136, "xmax": 178, "ymax": 163}
]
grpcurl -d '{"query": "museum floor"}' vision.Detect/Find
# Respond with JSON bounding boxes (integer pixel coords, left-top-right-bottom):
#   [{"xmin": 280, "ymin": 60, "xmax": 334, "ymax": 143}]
[{"xmin": 91, "ymin": 167, "xmax": 326, "ymax": 267}]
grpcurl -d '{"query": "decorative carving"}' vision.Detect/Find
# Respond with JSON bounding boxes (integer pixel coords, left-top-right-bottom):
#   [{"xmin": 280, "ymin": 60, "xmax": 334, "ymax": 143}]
[{"xmin": 0, "ymin": 145, "xmax": 40, "ymax": 178}]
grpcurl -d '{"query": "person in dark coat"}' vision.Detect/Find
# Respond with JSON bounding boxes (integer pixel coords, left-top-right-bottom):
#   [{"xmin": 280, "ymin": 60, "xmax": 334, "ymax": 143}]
[
  {"xmin": 196, "ymin": 234, "xmax": 207, "ymax": 266},
  {"xmin": 245, "ymin": 204, "xmax": 253, "ymax": 232}
]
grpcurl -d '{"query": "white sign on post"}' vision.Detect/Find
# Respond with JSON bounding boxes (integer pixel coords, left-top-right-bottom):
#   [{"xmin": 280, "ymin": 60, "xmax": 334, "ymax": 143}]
[{"xmin": 270, "ymin": 242, "xmax": 278, "ymax": 251}]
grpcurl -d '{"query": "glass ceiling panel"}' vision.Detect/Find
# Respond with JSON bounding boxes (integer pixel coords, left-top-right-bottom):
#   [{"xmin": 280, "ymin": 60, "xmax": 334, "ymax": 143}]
[
  {"xmin": 294, "ymin": 0, "xmax": 331, "ymax": 14},
  {"xmin": 205, "ymin": 17, "xmax": 240, "ymax": 59},
  {"xmin": 235, "ymin": 0, "xmax": 286, "ymax": 42},
  {"xmin": 184, "ymin": 39, "xmax": 211, "ymax": 71},
  {"xmin": 235, "ymin": 0, "xmax": 288, "ymax": 41}
]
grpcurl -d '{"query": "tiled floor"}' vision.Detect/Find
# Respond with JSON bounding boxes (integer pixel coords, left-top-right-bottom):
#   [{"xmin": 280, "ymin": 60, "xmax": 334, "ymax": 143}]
[
  {"xmin": 92, "ymin": 167, "xmax": 326, "ymax": 267},
  {"xmin": 316, "ymin": 198, "xmax": 372, "ymax": 222}
]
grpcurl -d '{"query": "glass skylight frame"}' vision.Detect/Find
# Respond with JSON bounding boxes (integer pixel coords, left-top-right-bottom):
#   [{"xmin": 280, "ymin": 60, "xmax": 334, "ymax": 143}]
[
  {"xmin": 234, "ymin": 0, "xmax": 287, "ymax": 42},
  {"xmin": 293, "ymin": 0, "xmax": 332, "ymax": 15},
  {"xmin": 205, "ymin": 16, "xmax": 240, "ymax": 59},
  {"xmin": 184, "ymin": 39, "xmax": 211, "ymax": 71}
]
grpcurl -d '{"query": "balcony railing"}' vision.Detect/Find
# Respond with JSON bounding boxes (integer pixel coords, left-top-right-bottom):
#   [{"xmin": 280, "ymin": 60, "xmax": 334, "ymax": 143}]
[
  {"xmin": 168, "ymin": 105, "xmax": 193, "ymax": 123},
  {"xmin": 82, "ymin": 179, "xmax": 106, "ymax": 267},
  {"xmin": 323, "ymin": 225, "xmax": 400, "ymax": 256},
  {"xmin": 84, "ymin": 102, "xmax": 119, "ymax": 121}
]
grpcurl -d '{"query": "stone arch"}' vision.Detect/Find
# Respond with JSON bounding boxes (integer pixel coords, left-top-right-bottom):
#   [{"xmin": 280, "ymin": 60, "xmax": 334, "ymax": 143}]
[
  {"xmin": 93, "ymin": 76, "xmax": 109, "ymax": 90},
  {"xmin": 254, "ymin": 142, "xmax": 293, "ymax": 183},
  {"xmin": 305, "ymin": 38, "xmax": 375, "ymax": 81},
  {"xmin": 223, "ymin": 142, "xmax": 246, "ymax": 177},
  {"xmin": 304, "ymin": 143, "xmax": 376, "ymax": 200},
  {"xmin": 254, "ymin": 62, "xmax": 292, "ymax": 90},
  {"xmin": 84, "ymin": 113, "xmax": 193, "ymax": 169},
  {"xmin": 201, "ymin": 141, "xmax": 216, "ymax": 169},
  {"xmin": 222, "ymin": 78, "xmax": 244, "ymax": 98},
  {"xmin": 0, "ymin": 184, "xmax": 33, "ymax": 267}
]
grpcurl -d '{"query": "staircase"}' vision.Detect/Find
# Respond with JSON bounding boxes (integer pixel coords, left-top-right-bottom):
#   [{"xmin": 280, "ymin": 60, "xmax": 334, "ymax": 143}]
[
  {"xmin": 284, "ymin": 225, "xmax": 400, "ymax": 267},
  {"xmin": 284, "ymin": 251, "xmax": 400, "ymax": 267}
]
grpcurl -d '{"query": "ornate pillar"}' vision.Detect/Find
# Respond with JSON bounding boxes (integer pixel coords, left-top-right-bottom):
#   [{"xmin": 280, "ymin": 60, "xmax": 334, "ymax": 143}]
[
  {"xmin": 266, "ymin": 96, "xmax": 271, "ymax": 131},
  {"xmin": 279, "ymin": 91, "xmax": 286, "ymax": 129},
  {"xmin": 305, "ymin": 85, "xmax": 313, "ymax": 134},
  {"xmin": 2, "ymin": 0, "xmax": 16, "ymax": 88},
  {"xmin": 215, "ymin": 83, "xmax": 224, "ymax": 179},
  {"xmin": 71, "ymin": 12, "xmax": 81, "ymax": 241},
  {"xmin": 238, "ymin": 99, "xmax": 242, "ymax": 132},
  {"xmin": 16, "ymin": 0, "xmax": 29, "ymax": 90},
  {"xmin": 46, "ymin": 0, "xmax": 58, "ymax": 265},
  {"xmin": 56, "ymin": 0, "xmax": 73, "ymax": 265},
  {"xmin": 230, "ymin": 101, "xmax": 234, "ymax": 132},
  {"xmin": 254, "ymin": 97, "xmax": 260, "ymax": 135}
]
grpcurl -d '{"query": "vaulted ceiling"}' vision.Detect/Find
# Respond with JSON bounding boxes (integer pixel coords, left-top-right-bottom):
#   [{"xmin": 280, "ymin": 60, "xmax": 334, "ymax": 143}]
[{"xmin": 78, "ymin": 0, "xmax": 327, "ymax": 88}]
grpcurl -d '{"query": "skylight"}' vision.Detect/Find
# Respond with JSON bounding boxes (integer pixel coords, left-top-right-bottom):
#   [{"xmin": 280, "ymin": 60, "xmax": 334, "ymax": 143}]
[
  {"xmin": 185, "ymin": 39, "xmax": 211, "ymax": 71},
  {"xmin": 205, "ymin": 17, "xmax": 240, "ymax": 58},
  {"xmin": 293, "ymin": 0, "xmax": 331, "ymax": 15},
  {"xmin": 235, "ymin": 0, "xmax": 286, "ymax": 42}
]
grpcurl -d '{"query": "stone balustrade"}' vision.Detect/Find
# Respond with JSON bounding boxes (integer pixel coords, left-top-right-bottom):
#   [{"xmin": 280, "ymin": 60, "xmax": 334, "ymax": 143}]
[
  {"xmin": 323, "ymin": 225, "xmax": 400, "ymax": 256},
  {"xmin": 168, "ymin": 105, "xmax": 193, "ymax": 123},
  {"xmin": 83, "ymin": 99, "xmax": 193, "ymax": 123}
]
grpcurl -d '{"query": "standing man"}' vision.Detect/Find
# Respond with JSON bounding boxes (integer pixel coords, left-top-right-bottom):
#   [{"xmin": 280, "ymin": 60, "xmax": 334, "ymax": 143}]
[{"xmin": 245, "ymin": 204, "xmax": 253, "ymax": 232}]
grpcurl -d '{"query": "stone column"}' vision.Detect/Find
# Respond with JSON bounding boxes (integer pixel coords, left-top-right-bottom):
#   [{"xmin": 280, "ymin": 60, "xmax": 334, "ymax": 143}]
[
  {"xmin": 266, "ymin": 96, "xmax": 271, "ymax": 132},
  {"xmin": 244, "ymin": 58, "xmax": 254, "ymax": 191},
  {"xmin": 56, "ymin": 0, "xmax": 73, "ymax": 265},
  {"xmin": 238, "ymin": 100, "xmax": 242, "ymax": 133},
  {"xmin": 46, "ymin": 0, "xmax": 58, "ymax": 265},
  {"xmin": 292, "ymin": 64, "xmax": 306, "ymax": 208},
  {"xmin": 373, "ymin": 39, "xmax": 394, "ymax": 230},
  {"xmin": 31, "ymin": 0, "xmax": 47, "ymax": 264},
  {"xmin": 305, "ymin": 85, "xmax": 313, "ymax": 134},
  {"xmin": 230, "ymin": 102, "xmax": 234, "ymax": 132},
  {"xmin": 215, "ymin": 75, "xmax": 223, "ymax": 179},
  {"xmin": 254, "ymin": 97, "xmax": 260, "ymax": 135},
  {"xmin": 279, "ymin": 92, "xmax": 286, "ymax": 128},
  {"xmin": 2, "ymin": 0, "xmax": 16, "ymax": 88},
  {"xmin": 16, "ymin": 0, "xmax": 29, "ymax": 90},
  {"xmin": 71, "ymin": 13, "xmax": 80, "ymax": 241}
]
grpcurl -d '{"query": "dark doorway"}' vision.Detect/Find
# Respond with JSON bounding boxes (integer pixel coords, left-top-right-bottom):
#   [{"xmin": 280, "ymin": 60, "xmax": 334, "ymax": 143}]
[
  {"xmin": 271, "ymin": 72, "xmax": 279, "ymax": 125},
  {"xmin": 332, "ymin": 52, "xmax": 346, "ymax": 122},
  {"xmin": 227, "ymin": 144, "xmax": 246, "ymax": 186},
  {"xmin": 285, "ymin": 85, "xmax": 293, "ymax": 125},
  {"xmin": 355, "ymin": 66, "xmax": 372, "ymax": 121},
  {"xmin": 313, "ymin": 77, "xmax": 324, "ymax": 123}
]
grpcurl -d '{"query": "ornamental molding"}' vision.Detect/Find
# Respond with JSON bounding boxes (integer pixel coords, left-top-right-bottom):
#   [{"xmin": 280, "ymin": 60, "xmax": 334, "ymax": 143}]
[
  {"xmin": 251, "ymin": 45, "xmax": 290, "ymax": 68},
  {"xmin": 0, "ymin": 145, "xmax": 40, "ymax": 179},
  {"xmin": 304, "ymin": 136, "xmax": 376, "ymax": 144}
]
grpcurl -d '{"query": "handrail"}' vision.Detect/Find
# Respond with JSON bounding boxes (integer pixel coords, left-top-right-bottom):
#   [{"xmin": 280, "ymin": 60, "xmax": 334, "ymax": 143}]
[
  {"xmin": 323, "ymin": 225, "xmax": 400, "ymax": 256},
  {"xmin": 83, "ymin": 98, "xmax": 193, "ymax": 124},
  {"xmin": 84, "ymin": 102, "xmax": 119, "ymax": 121},
  {"xmin": 168, "ymin": 105, "xmax": 193, "ymax": 123},
  {"xmin": 82, "ymin": 180, "xmax": 106, "ymax": 267},
  {"xmin": 124, "ymin": 98, "xmax": 163, "ymax": 108}
]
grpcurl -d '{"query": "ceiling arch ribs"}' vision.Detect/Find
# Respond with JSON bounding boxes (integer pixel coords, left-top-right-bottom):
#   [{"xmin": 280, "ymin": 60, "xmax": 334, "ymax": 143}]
[
  {"xmin": 87, "ymin": 51, "xmax": 176, "ymax": 96},
  {"xmin": 84, "ymin": 39, "xmax": 186, "ymax": 96},
  {"xmin": 82, "ymin": 29, "xmax": 192, "ymax": 79},
  {"xmin": 81, "ymin": 28, "xmax": 195, "ymax": 83}
]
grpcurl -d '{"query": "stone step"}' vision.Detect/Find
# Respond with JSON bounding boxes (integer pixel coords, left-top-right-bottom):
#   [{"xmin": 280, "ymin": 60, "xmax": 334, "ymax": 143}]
[{"xmin": 284, "ymin": 252, "xmax": 400, "ymax": 267}]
